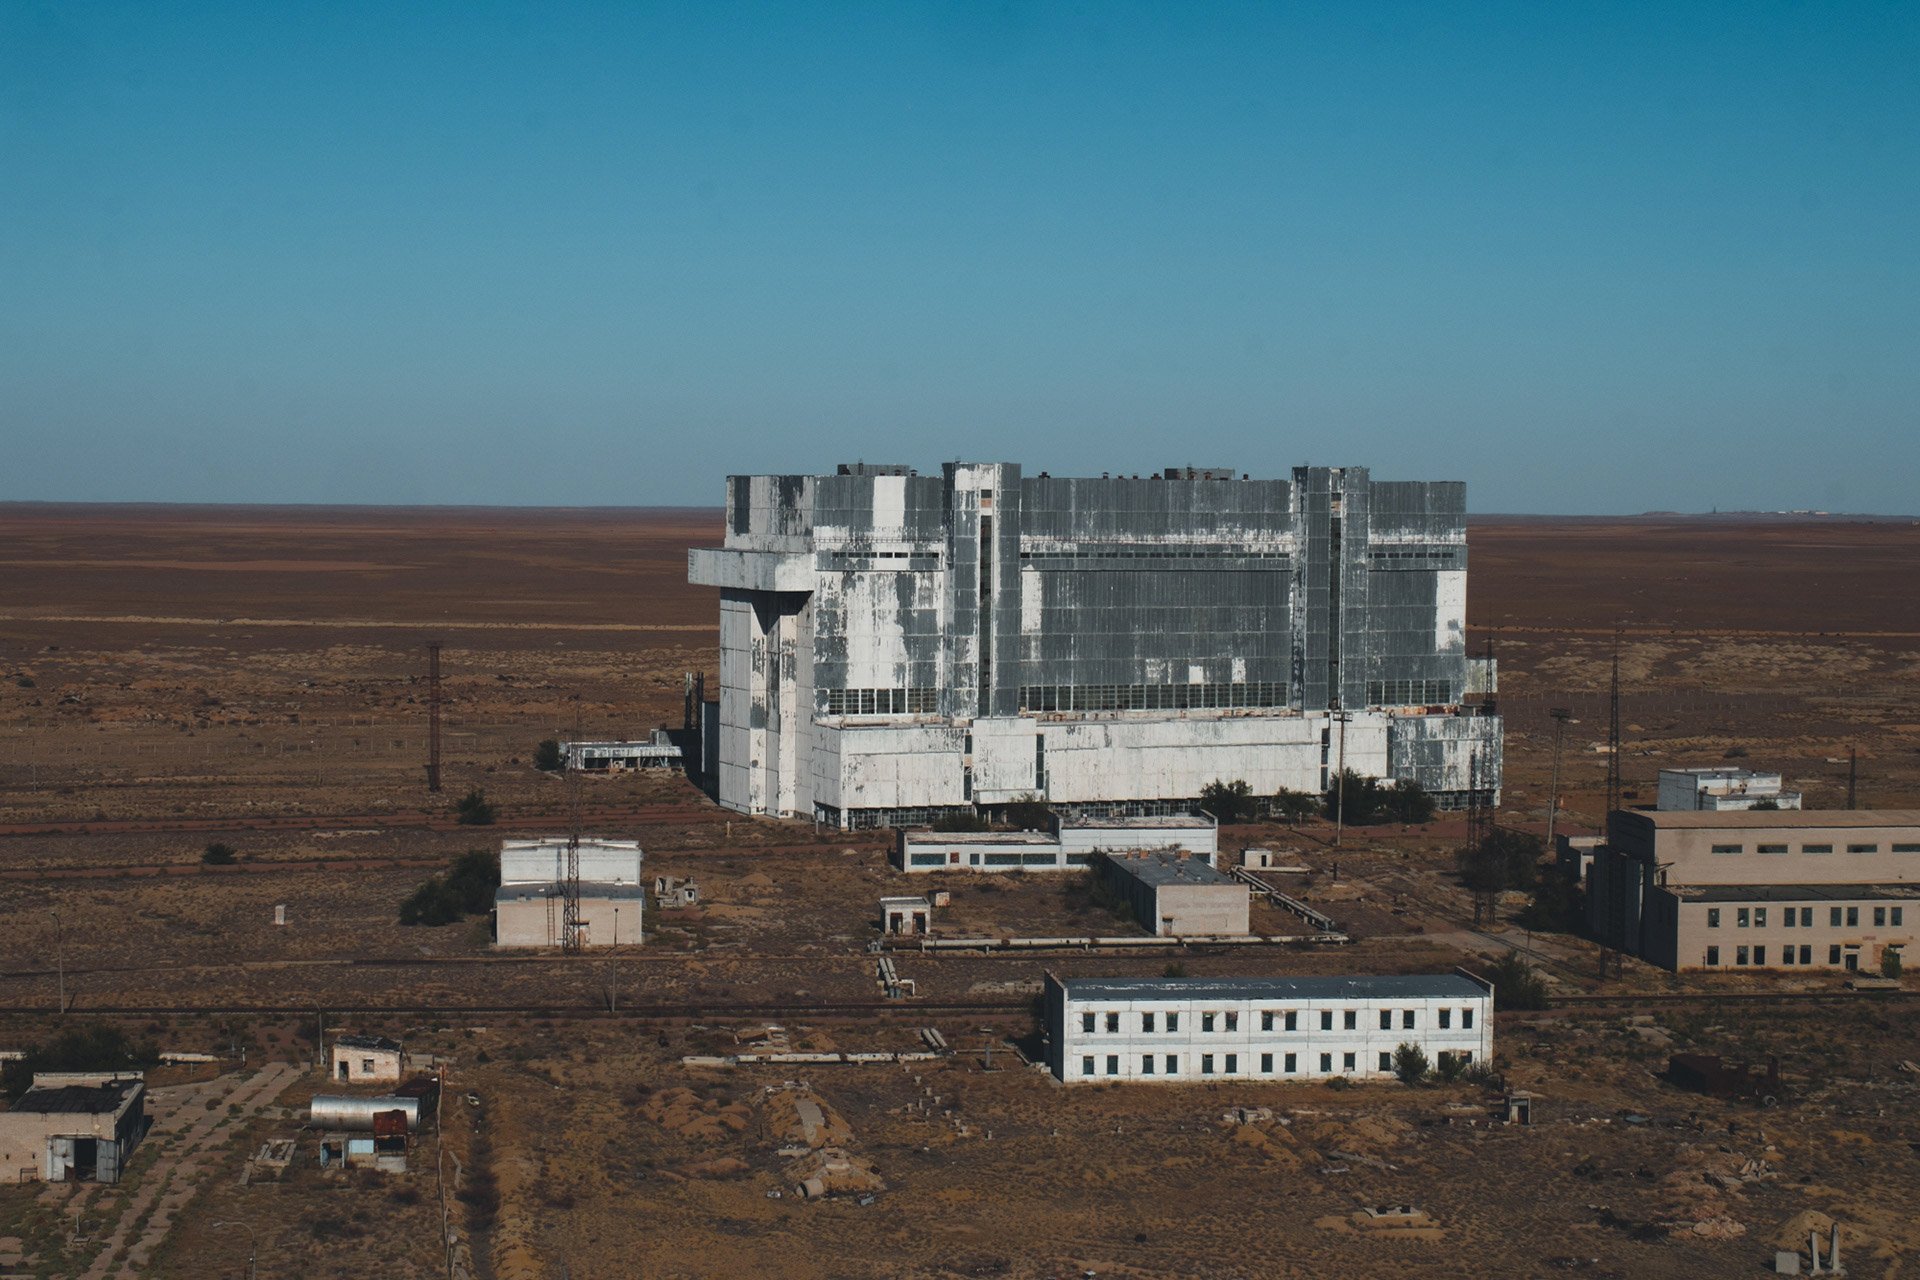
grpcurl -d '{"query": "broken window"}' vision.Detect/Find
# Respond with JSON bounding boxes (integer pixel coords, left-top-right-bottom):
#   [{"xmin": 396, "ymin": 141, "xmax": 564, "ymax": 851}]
[
  {"xmin": 1403, "ymin": 1010, "xmax": 1416, "ymax": 1029},
  {"xmin": 1166, "ymin": 1013, "xmax": 1179, "ymax": 1033},
  {"xmin": 1202, "ymin": 1012, "xmax": 1215, "ymax": 1033},
  {"xmin": 1438, "ymin": 1009, "xmax": 1451, "ymax": 1029},
  {"xmin": 1105, "ymin": 1013, "xmax": 1119, "ymax": 1034},
  {"xmin": 1343, "ymin": 1010, "xmax": 1357, "ymax": 1030},
  {"xmin": 1706, "ymin": 908, "xmax": 1720, "ymax": 928},
  {"xmin": 1201, "ymin": 1054, "xmax": 1214, "ymax": 1075},
  {"xmin": 1343, "ymin": 1052, "xmax": 1356, "ymax": 1072},
  {"xmin": 1319, "ymin": 1053, "xmax": 1332, "ymax": 1073},
  {"xmin": 1081, "ymin": 1012, "xmax": 1094, "ymax": 1034},
  {"xmin": 1224, "ymin": 1012, "xmax": 1238, "ymax": 1032}
]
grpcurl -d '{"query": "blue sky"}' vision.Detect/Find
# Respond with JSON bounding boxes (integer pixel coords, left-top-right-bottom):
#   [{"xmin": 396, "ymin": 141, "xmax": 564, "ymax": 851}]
[{"xmin": 3, "ymin": 2, "xmax": 1915, "ymax": 512}]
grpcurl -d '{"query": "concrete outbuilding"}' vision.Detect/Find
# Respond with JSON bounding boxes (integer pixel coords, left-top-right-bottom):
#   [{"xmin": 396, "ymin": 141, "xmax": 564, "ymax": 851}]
[
  {"xmin": 331, "ymin": 1034, "xmax": 403, "ymax": 1084},
  {"xmin": 0, "ymin": 1073, "xmax": 146, "ymax": 1184},
  {"xmin": 881, "ymin": 896, "xmax": 934, "ymax": 935},
  {"xmin": 494, "ymin": 837, "xmax": 645, "ymax": 949},
  {"xmin": 1098, "ymin": 849, "xmax": 1250, "ymax": 936}
]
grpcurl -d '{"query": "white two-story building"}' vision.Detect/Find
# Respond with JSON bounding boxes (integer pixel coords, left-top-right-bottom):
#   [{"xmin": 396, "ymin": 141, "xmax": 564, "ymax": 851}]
[{"xmin": 1043, "ymin": 973, "xmax": 1492, "ymax": 1084}]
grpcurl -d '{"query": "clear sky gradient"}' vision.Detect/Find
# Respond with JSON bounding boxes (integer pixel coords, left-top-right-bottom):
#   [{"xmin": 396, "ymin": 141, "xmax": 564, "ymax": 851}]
[{"xmin": 3, "ymin": 3, "xmax": 1915, "ymax": 512}]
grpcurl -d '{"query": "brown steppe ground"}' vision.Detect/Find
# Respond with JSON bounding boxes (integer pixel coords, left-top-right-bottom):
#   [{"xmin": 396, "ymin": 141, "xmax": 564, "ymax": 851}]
[{"xmin": 1, "ymin": 504, "xmax": 1918, "ymax": 1279}]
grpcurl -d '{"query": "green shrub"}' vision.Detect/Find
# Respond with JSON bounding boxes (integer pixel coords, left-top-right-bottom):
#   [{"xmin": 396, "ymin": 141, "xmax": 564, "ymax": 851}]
[
  {"xmin": 1199, "ymin": 779, "xmax": 1257, "ymax": 825},
  {"xmin": 1002, "ymin": 794, "xmax": 1052, "ymax": 830},
  {"xmin": 1392, "ymin": 1042, "xmax": 1429, "ymax": 1085},
  {"xmin": 201, "ymin": 842, "xmax": 237, "ymax": 865},
  {"xmin": 455, "ymin": 788, "xmax": 497, "ymax": 826},
  {"xmin": 1456, "ymin": 828, "xmax": 1544, "ymax": 894},
  {"xmin": 1484, "ymin": 952, "xmax": 1549, "ymax": 1010},
  {"xmin": 1270, "ymin": 788, "xmax": 1320, "ymax": 824},
  {"xmin": 532, "ymin": 739, "xmax": 563, "ymax": 772},
  {"xmin": 1883, "ymin": 947, "xmax": 1904, "ymax": 980},
  {"xmin": 931, "ymin": 810, "xmax": 989, "ymax": 833}
]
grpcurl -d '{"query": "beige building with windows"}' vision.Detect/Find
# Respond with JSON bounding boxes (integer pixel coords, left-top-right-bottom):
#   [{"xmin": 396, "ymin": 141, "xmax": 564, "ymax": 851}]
[{"xmin": 1587, "ymin": 810, "xmax": 1920, "ymax": 973}]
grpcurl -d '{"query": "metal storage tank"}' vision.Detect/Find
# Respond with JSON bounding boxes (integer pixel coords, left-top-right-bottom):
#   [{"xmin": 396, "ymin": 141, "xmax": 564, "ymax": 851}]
[{"xmin": 309, "ymin": 1094, "xmax": 422, "ymax": 1132}]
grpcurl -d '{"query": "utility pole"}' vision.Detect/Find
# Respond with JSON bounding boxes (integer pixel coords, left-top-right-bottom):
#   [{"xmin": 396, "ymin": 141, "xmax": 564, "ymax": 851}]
[
  {"xmin": 1545, "ymin": 708, "xmax": 1574, "ymax": 859},
  {"xmin": 1331, "ymin": 708, "xmax": 1352, "ymax": 848},
  {"xmin": 48, "ymin": 909, "xmax": 64, "ymax": 1015},
  {"xmin": 1604, "ymin": 630, "xmax": 1622, "ymax": 825}
]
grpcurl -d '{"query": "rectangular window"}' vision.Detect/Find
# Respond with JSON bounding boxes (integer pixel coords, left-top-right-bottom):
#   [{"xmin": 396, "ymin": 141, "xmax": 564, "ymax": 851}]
[
  {"xmin": 1343, "ymin": 1010, "xmax": 1357, "ymax": 1030},
  {"xmin": 1260, "ymin": 1052, "xmax": 1273, "ymax": 1074},
  {"xmin": 1285, "ymin": 1052, "xmax": 1298, "ymax": 1073},
  {"xmin": 1802, "ymin": 908, "xmax": 1813, "ymax": 926},
  {"xmin": 1737, "ymin": 908, "xmax": 1750, "ymax": 927},
  {"xmin": 1320, "ymin": 1011, "xmax": 1333, "ymax": 1031},
  {"xmin": 1106, "ymin": 1055, "xmax": 1118, "ymax": 1076},
  {"xmin": 1166, "ymin": 1054, "xmax": 1177, "ymax": 1074},
  {"xmin": 1439, "ymin": 1009, "xmax": 1451, "ymax": 1029},
  {"xmin": 1319, "ymin": 1052, "xmax": 1332, "ymax": 1073},
  {"xmin": 1801, "ymin": 945, "xmax": 1812, "ymax": 964},
  {"xmin": 1225, "ymin": 1053, "xmax": 1238, "ymax": 1074},
  {"xmin": 1783, "ymin": 947, "xmax": 1796, "ymax": 965},
  {"xmin": 1707, "ymin": 908, "xmax": 1721, "ymax": 928},
  {"xmin": 1875, "ymin": 907, "xmax": 1887, "ymax": 927},
  {"xmin": 1403, "ymin": 1009, "xmax": 1417, "ymax": 1030},
  {"xmin": 1754, "ymin": 945, "xmax": 1767, "ymax": 965},
  {"xmin": 1166, "ymin": 1012, "xmax": 1179, "ymax": 1033},
  {"xmin": 1082, "ymin": 1056, "xmax": 1094, "ymax": 1076},
  {"xmin": 1379, "ymin": 1009, "xmax": 1392, "ymax": 1031},
  {"xmin": 1894, "ymin": 844, "xmax": 1920, "ymax": 853},
  {"xmin": 1711, "ymin": 844, "xmax": 1743, "ymax": 855},
  {"xmin": 1142, "ymin": 1055, "xmax": 1154, "ymax": 1075},
  {"xmin": 1832, "ymin": 907, "xmax": 1843, "ymax": 926},
  {"xmin": 1706, "ymin": 945, "xmax": 1720, "ymax": 966},
  {"xmin": 1379, "ymin": 1052, "xmax": 1393, "ymax": 1072},
  {"xmin": 1757, "ymin": 843, "xmax": 1788, "ymax": 854},
  {"xmin": 1755, "ymin": 908, "xmax": 1767, "ymax": 927},
  {"xmin": 1463, "ymin": 1008, "xmax": 1474, "ymax": 1029},
  {"xmin": 1284, "ymin": 1010, "xmax": 1297, "ymax": 1032},
  {"xmin": 1803, "ymin": 844, "xmax": 1833, "ymax": 854},
  {"xmin": 1081, "ymin": 1012, "xmax": 1094, "ymax": 1034},
  {"xmin": 1894, "ymin": 907, "xmax": 1904, "ymax": 926},
  {"xmin": 1736, "ymin": 945, "xmax": 1750, "ymax": 965},
  {"xmin": 1142, "ymin": 1012, "xmax": 1155, "ymax": 1033},
  {"xmin": 1225, "ymin": 1012, "xmax": 1239, "ymax": 1032},
  {"xmin": 1202, "ymin": 1012, "xmax": 1216, "ymax": 1033},
  {"xmin": 1261, "ymin": 1011, "xmax": 1273, "ymax": 1032},
  {"xmin": 1848, "ymin": 844, "xmax": 1879, "ymax": 854},
  {"xmin": 1847, "ymin": 907, "xmax": 1860, "ymax": 927},
  {"xmin": 1343, "ymin": 1052, "xmax": 1356, "ymax": 1072},
  {"xmin": 1201, "ymin": 1054, "xmax": 1214, "ymax": 1075},
  {"xmin": 1106, "ymin": 1013, "xmax": 1119, "ymax": 1034},
  {"xmin": 1785, "ymin": 910, "xmax": 1797, "ymax": 928},
  {"xmin": 1829, "ymin": 945, "xmax": 1841, "ymax": 964}
]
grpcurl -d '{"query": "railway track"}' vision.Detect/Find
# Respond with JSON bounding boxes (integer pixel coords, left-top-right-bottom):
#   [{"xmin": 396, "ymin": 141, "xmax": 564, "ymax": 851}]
[{"xmin": 0, "ymin": 802, "xmax": 721, "ymax": 838}]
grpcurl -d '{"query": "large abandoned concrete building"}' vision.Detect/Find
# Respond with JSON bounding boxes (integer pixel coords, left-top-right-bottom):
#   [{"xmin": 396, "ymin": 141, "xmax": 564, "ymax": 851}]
[{"xmin": 689, "ymin": 462, "xmax": 1501, "ymax": 828}]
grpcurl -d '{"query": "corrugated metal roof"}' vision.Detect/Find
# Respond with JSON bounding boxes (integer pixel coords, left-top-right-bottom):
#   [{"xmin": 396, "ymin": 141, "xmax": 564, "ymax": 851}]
[{"xmin": 1060, "ymin": 974, "xmax": 1487, "ymax": 1002}]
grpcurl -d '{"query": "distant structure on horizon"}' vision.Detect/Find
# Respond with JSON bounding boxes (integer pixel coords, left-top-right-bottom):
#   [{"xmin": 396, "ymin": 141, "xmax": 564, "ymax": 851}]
[
  {"xmin": 688, "ymin": 461, "xmax": 1502, "ymax": 829},
  {"xmin": 1658, "ymin": 766, "xmax": 1802, "ymax": 812}
]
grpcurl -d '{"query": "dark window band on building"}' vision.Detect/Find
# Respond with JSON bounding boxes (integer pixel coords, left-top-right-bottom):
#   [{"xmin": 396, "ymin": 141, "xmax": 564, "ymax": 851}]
[
  {"xmin": 822, "ymin": 688, "xmax": 940, "ymax": 715},
  {"xmin": 1364, "ymin": 679, "xmax": 1456, "ymax": 706},
  {"xmin": 1020, "ymin": 682, "xmax": 1289, "ymax": 713}
]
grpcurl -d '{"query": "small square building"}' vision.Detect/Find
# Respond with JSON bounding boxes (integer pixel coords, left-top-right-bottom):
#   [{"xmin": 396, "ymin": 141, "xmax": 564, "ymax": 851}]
[
  {"xmin": 331, "ymin": 1034, "xmax": 403, "ymax": 1084},
  {"xmin": 0, "ymin": 1072, "xmax": 146, "ymax": 1184},
  {"xmin": 1098, "ymin": 849, "xmax": 1250, "ymax": 937}
]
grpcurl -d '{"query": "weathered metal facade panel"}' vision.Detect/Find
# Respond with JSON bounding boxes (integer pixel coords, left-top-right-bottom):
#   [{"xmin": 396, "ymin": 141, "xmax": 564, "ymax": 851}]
[{"xmin": 692, "ymin": 460, "xmax": 1501, "ymax": 825}]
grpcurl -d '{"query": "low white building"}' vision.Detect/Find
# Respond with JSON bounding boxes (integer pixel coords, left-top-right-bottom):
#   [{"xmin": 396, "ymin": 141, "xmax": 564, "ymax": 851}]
[
  {"xmin": 0, "ymin": 1073, "xmax": 146, "ymax": 1184},
  {"xmin": 1098, "ymin": 850, "xmax": 1250, "ymax": 936},
  {"xmin": 1657, "ymin": 768, "xmax": 1802, "ymax": 812},
  {"xmin": 494, "ymin": 837, "xmax": 644, "ymax": 949},
  {"xmin": 1044, "ymin": 973, "xmax": 1492, "ymax": 1084},
  {"xmin": 562, "ymin": 733, "xmax": 682, "ymax": 772},
  {"xmin": 880, "ymin": 895, "xmax": 934, "ymax": 935},
  {"xmin": 896, "ymin": 815, "xmax": 1217, "ymax": 873},
  {"xmin": 330, "ymin": 1034, "xmax": 403, "ymax": 1084}
]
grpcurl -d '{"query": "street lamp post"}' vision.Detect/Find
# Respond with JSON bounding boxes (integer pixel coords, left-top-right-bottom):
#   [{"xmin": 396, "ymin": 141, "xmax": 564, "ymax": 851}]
[
  {"xmin": 211, "ymin": 1220, "xmax": 258, "ymax": 1280},
  {"xmin": 1545, "ymin": 708, "xmax": 1574, "ymax": 859},
  {"xmin": 1331, "ymin": 709, "xmax": 1353, "ymax": 848}
]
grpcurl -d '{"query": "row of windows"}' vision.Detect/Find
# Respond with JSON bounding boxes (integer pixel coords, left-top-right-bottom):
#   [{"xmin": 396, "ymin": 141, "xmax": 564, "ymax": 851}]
[
  {"xmin": 1363, "ymin": 680, "xmax": 1455, "ymax": 707},
  {"xmin": 1020, "ymin": 547, "xmax": 1286, "ymax": 562},
  {"xmin": 1710, "ymin": 842, "xmax": 1920, "ymax": 855},
  {"xmin": 1079, "ymin": 1048, "xmax": 1475, "ymax": 1077},
  {"xmin": 1706, "ymin": 905, "xmax": 1904, "ymax": 929},
  {"xmin": 823, "ymin": 551, "xmax": 942, "ymax": 572},
  {"xmin": 1367, "ymin": 548, "xmax": 1458, "ymax": 563},
  {"xmin": 1078, "ymin": 1007, "xmax": 1475, "ymax": 1035},
  {"xmin": 1022, "ymin": 682, "xmax": 1289, "ymax": 713},
  {"xmin": 822, "ymin": 687, "xmax": 940, "ymax": 716},
  {"xmin": 1706, "ymin": 944, "xmax": 1879, "ymax": 967}
]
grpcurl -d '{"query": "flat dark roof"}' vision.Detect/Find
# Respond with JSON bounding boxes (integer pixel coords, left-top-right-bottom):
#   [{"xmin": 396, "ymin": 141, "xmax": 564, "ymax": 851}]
[
  {"xmin": 1103, "ymin": 850, "xmax": 1237, "ymax": 888},
  {"xmin": 1673, "ymin": 883, "xmax": 1920, "ymax": 904},
  {"xmin": 336, "ymin": 1034, "xmax": 402, "ymax": 1052},
  {"xmin": 1059, "ymin": 974, "xmax": 1487, "ymax": 1003},
  {"xmin": 16, "ymin": 1079, "xmax": 142, "ymax": 1115}
]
